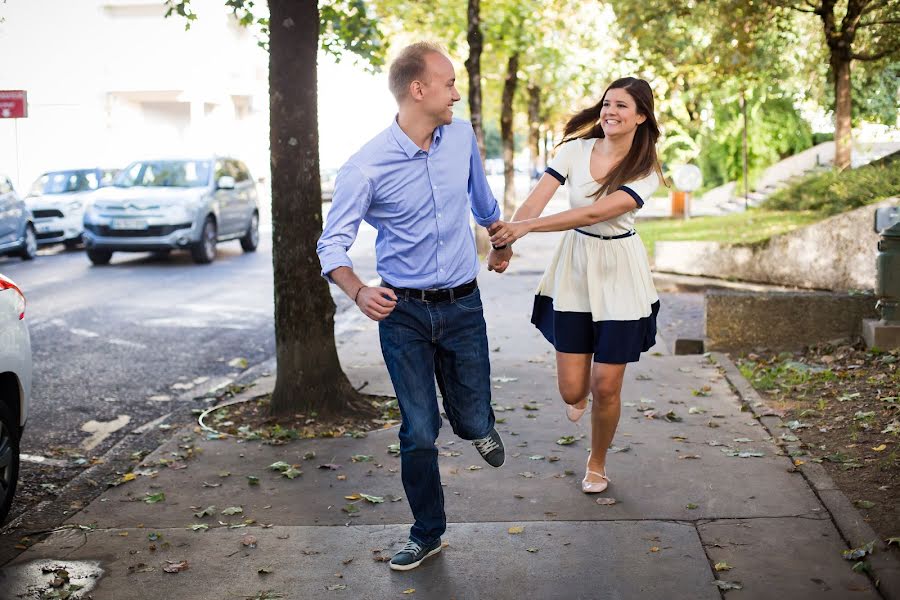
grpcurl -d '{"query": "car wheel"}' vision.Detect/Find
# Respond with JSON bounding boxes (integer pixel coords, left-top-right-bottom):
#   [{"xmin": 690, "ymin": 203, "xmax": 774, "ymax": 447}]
[
  {"xmin": 191, "ymin": 217, "xmax": 217, "ymax": 264},
  {"xmin": 87, "ymin": 249, "xmax": 113, "ymax": 265},
  {"xmin": 0, "ymin": 402, "xmax": 21, "ymax": 525},
  {"xmin": 240, "ymin": 212, "xmax": 259, "ymax": 252},
  {"xmin": 18, "ymin": 226, "xmax": 37, "ymax": 261}
]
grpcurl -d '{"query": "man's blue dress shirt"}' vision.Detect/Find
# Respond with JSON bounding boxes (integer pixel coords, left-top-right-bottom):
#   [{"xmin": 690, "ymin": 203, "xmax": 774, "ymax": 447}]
[{"xmin": 317, "ymin": 117, "xmax": 501, "ymax": 289}]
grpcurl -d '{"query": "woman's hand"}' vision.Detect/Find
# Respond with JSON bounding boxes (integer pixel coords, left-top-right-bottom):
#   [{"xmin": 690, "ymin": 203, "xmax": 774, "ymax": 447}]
[{"xmin": 490, "ymin": 220, "xmax": 532, "ymax": 245}]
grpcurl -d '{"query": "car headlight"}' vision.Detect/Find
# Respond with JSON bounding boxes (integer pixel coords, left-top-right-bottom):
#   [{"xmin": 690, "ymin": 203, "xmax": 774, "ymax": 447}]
[{"xmin": 68, "ymin": 200, "xmax": 83, "ymax": 210}]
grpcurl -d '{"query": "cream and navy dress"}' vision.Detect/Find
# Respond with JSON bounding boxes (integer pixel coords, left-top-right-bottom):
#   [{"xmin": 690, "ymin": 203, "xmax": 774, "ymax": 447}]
[{"xmin": 531, "ymin": 138, "xmax": 661, "ymax": 363}]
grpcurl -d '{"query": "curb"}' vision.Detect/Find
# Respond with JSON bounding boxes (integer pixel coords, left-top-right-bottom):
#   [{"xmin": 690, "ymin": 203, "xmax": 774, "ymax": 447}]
[{"xmin": 713, "ymin": 351, "xmax": 900, "ymax": 599}]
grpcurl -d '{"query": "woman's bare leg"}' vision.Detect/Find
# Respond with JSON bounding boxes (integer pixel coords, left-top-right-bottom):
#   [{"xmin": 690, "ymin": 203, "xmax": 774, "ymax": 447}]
[
  {"xmin": 586, "ymin": 362, "xmax": 627, "ymax": 481},
  {"xmin": 556, "ymin": 351, "xmax": 592, "ymax": 410}
]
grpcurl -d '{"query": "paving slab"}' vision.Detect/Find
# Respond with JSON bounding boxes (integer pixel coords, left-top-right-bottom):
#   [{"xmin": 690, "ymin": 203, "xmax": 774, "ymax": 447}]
[
  {"xmin": 2, "ymin": 521, "xmax": 718, "ymax": 600},
  {"xmin": 698, "ymin": 517, "xmax": 880, "ymax": 599}
]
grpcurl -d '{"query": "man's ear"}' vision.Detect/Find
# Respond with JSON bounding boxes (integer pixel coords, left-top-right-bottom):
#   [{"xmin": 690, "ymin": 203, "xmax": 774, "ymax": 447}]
[{"xmin": 409, "ymin": 80, "xmax": 424, "ymax": 101}]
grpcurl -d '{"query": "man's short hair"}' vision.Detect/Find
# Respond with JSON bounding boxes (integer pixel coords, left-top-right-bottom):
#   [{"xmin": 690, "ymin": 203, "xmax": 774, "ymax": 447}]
[{"xmin": 388, "ymin": 41, "xmax": 446, "ymax": 101}]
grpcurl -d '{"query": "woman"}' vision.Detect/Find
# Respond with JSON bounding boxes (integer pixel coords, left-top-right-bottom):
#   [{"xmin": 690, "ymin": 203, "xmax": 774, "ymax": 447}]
[{"xmin": 489, "ymin": 77, "xmax": 663, "ymax": 494}]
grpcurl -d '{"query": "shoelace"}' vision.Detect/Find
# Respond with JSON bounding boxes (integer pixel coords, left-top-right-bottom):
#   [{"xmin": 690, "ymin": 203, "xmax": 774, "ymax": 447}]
[
  {"xmin": 473, "ymin": 435, "xmax": 500, "ymax": 455},
  {"xmin": 400, "ymin": 539, "xmax": 423, "ymax": 556}
]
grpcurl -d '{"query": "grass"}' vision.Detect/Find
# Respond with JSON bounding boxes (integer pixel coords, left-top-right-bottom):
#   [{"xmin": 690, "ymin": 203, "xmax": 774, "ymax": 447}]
[{"xmin": 637, "ymin": 209, "xmax": 822, "ymax": 259}]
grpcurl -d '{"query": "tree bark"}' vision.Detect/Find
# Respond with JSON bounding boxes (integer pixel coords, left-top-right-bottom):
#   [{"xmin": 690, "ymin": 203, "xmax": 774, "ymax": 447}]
[
  {"xmin": 268, "ymin": 0, "xmax": 361, "ymax": 416},
  {"xmin": 465, "ymin": 0, "xmax": 485, "ymax": 161},
  {"xmin": 527, "ymin": 84, "xmax": 541, "ymax": 177},
  {"xmin": 830, "ymin": 50, "xmax": 853, "ymax": 169},
  {"xmin": 500, "ymin": 53, "xmax": 519, "ymax": 219},
  {"xmin": 465, "ymin": 0, "xmax": 491, "ymax": 252}
]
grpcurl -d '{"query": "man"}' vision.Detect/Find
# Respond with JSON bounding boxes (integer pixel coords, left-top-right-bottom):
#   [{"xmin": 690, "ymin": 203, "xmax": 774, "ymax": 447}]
[{"xmin": 317, "ymin": 41, "xmax": 513, "ymax": 571}]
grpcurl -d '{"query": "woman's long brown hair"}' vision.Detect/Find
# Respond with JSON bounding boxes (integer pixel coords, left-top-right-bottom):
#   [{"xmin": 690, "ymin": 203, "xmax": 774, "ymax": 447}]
[{"xmin": 560, "ymin": 77, "xmax": 665, "ymax": 200}]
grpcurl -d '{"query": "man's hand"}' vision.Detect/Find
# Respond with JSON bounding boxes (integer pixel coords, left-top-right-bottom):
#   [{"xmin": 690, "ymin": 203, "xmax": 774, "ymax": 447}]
[
  {"xmin": 487, "ymin": 246, "xmax": 513, "ymax": 273},
  {"xmin": 355, "ymin": 286, "xmax": 398, "ymax": 321},
  {"xmin": 490, "ymin": 220, "xmax": 531, "ymax": 245}
]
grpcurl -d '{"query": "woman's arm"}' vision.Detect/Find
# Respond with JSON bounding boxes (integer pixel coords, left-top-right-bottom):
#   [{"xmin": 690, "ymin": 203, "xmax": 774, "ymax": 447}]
[
  {"xmin": 511, "ymin": 173, "xmax": 562, "ymax": 221},
  {"xmin": 490, "ymin": 189, "xmax": 638, "ymax": 245}
]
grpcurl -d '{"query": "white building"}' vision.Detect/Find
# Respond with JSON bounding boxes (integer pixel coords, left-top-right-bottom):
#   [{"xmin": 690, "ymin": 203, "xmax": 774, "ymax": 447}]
[{"xmin": 0, "ymin": 0, "xmax": 270, "ymax": 192}]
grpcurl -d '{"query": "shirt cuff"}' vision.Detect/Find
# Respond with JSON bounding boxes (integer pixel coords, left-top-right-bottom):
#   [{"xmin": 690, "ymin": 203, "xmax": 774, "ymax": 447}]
[
  {"xmin": 473, "ymin": 203, "xmax": 501, "ymax": 228},
  {"xmin": 319, "ymin": 247, "xmax": 354, "ymax": 283}
]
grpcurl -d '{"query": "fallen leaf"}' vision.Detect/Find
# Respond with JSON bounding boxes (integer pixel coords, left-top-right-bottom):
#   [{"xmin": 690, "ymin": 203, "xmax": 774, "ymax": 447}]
[
  {"xmin": 281, "ymin": 467, "xmax": 302, "ymax": 479},
  {"xmin": 144, "ymin": 492, "xmax": 165, "ymax": 504},
  {"xmin": 842, "ymin": 540, "xmax": 876, "ymax": 560},
  {"xmin": 714, "ymin": 562, "xmax": 732, "ymax": 572},
  {"xmin": 242, "ymin": 534, "xmax": 258, "ymax": 548},
  {"xmin": 526, "ymin": 547, "xmax": 539, "ymax": 553},
  {"xmin": 508, "ymin": 526, "xmax": 524, "ymax": 534},
  {"xmin": 467, "ymin": 465, "xmax": 483, "ymax": 471},
  {"xmin": 194, "ymin": 506, "xmax": 216, "ymax": 518},
  {"xmin": 714, "ymin": 581, "xmax": 742, "ymax": 591},
  {"xmin": 402, "ymin": 589, "xmax": 415, "ymax": 595},
  {"xmin": 336, "ymin": 475, "xmax": 347, "ymax": 481},
  {"xmin": 387, "ymin": 444, "xmax": 401, "ymax": 455},
  {"xmin": 247, "ymin": 476, "xmax": 260, "ymax": 486},
  {"xmin": 872, "ymin": 444, "xmax": 887, "ymax": 452},
  {"xmin": 688, "ymin": 407, "xmax": 706, "ymax": 414},
  {"xmin": 189, "ymin": 524, "xmax": 208, "ymax": 532},
  {"xmin": 686, "ymin": 503, "xmax": 698, "ymax": 510},
  {"xmin": 342, "ymin": 504, "xmax": 360, "ymax": 514},
  {"xmin": 595, "ymin": 497, "xmax": 617, "ymax": 506},
  {"xmin": 663, "ymin": 411, "xmax": 682, "ymax": 423},
  {"xmin": 222, "ymin": 506, "xmax": 244, "ymax": 516},
  {"xmin": 518, "ymin": 472, "xmax": 536, "ymax": 478},
  {"xmin": 122, "ymin": 473, "xmax": 137, "ymax": 483},
  {"xmin": 319, "ymin": 464, "xmax": 342, "ymax": 470},
  {"xmin": 855, "ymin": 500, "xmax": 876, "ymax": 509},
  {"xmin": 650, "ymin": 546, "xmax": 660, "ymax": 552},
  {"xmin": 344, "ymin": 494, "xmax": 362, "ymax": 500},
  {"xmin": 556, "ymin": 436, "xmax": 576, "ymax": 446},
  {"xmin": 361, "ymin": 494, "xmax": 384, "ymax": 504},
  {"xmin": 269, "ymin": 461, "xmax": 291, "ymax": 472},
  {"xmin": 325, "ymin": 584, "xmax": 346, "ymax": 591},
  {"xmin": 258, "ymin": 566, "xmax": 274, "ymax": 574},
  {"xmin": 163, "ymin": 560, "xmax": 189, "ymax": 573}
]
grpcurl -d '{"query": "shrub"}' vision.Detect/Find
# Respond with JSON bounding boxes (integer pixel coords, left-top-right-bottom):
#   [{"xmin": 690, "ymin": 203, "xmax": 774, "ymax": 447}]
[{"xmin": 762, "ymin": 152, "xmax": 900, "ymax": 215}]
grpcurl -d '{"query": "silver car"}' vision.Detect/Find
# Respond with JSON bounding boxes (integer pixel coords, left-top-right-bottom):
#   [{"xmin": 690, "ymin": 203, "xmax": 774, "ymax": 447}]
[
  {"xmin": 0, "ymin": 174, "xmax": 37, "ymax": 261},
  {"xmin": 26, "ymin": 167, "xmax": 117, "ymax": 248},
  {"xmin": 83, "ymin": 157, "xmax": 260, "ymax": 265}
]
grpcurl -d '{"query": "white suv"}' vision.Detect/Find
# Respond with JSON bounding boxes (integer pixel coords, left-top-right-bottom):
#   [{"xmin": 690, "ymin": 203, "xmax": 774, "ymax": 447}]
[
  {"xmin": 0, "ymin": 273, "xmax": 31, "ymax": 524},
  {"xmin": 26, "ymin": 167, "xmax": 116, "ymax": 249}
]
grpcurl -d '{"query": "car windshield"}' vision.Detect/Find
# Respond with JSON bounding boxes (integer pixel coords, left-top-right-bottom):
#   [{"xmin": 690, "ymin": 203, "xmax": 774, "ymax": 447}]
[
  {"xmin": 115, "ymin": 160, "xmax": 211, "ymax": 188},
  {"xmin": 31, "ymin": 170, "xmax": 99, "ymax": 195}
]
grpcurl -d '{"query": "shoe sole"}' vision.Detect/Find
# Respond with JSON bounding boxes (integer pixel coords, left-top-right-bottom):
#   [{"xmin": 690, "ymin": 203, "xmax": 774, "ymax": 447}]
[{"xmin": 389, "ymin": 546, "xmax": 442, "ymax": 571}]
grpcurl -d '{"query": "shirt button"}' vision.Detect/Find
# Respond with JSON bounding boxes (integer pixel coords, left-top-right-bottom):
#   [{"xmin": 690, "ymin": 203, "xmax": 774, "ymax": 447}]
[
  {"xmin": 439, "ymin": 240, "xmax": 444, "ymax": 245},
  {"xmin": 432, "ymin": 185, "xmax": 437, "ymax": 189},
  {"xmin": 437, "ymin": 213, "xmax": 442, "ymax": 218}
]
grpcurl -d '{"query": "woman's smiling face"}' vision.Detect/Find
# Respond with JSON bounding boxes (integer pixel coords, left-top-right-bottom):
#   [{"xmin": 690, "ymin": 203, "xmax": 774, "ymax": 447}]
[{"xmin": 599, "ymin": 88, "xmax": 646, "ymax": 137}]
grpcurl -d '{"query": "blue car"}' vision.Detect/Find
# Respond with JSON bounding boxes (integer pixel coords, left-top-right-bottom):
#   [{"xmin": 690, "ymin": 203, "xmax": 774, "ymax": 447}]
[{"xmin": 0, "ymin": 174, "xmax": 37, "ymax": 261}]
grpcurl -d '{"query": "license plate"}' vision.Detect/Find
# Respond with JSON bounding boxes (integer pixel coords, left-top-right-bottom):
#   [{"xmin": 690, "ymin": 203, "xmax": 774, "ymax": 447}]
[{"xmin": 111, "ymin": 218, "xmax": 148, "ymax": 230}]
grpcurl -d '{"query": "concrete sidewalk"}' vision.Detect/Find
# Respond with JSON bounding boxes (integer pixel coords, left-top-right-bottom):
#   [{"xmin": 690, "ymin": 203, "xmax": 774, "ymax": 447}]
[{"xmin": 0, "ymin": 232, "xmax": 893, "ymax": 599}]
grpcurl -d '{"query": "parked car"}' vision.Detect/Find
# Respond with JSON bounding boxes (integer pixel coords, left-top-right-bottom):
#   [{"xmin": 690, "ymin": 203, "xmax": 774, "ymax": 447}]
[
  {"xmin": 26, "ymin": 167, "xmax": 117, "ymax": 249},
  {"xmin": 0, "ymin": 174, "xmax": 37, "ymax": 261},
  {"xmin": 82, "ymin": 157, "xmax": 260, "ymax": 265},
  {"xmin": 0, "ymin": 273, "xmax": 31, "ymax": 524},
  {"xmin": 321, "ymin": 168, "xmax": 337, "ymax": 202}
]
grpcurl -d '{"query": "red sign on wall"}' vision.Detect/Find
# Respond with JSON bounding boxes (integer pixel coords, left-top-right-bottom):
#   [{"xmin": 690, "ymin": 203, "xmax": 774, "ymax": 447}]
[{"xmin": 0, "ymin": 91, "xmax": 27, "ymax": 119}]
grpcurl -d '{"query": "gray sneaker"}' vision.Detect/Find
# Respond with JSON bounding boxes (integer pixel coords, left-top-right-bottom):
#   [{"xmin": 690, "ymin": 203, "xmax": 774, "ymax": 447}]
[
  {"xmin": 472, "ymin": 428, "xmax": 505, "ymax": 467},
  {"xmin": 389, "ymin": 538, "xmax": 442, "ymax": 571}
]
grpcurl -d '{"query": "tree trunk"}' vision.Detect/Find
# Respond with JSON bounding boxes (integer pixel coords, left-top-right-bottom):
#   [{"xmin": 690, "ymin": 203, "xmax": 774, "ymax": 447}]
[
  {"xmin": 500, "ymin": 53, "xmax": 519, "ymax": 219},
  {"xmin": 268, "ymin": 0, "xmax": 361, "ymax": 417},
  {"xmin": 527, "ymin": 84, "xmax": 541, "ymax": 177},
  {"xmin": 465, "ymin": 0, "xmax": 491, "ymax": 252},
  {"xmin": 830, "ymin": 51, "xmax": 853, "ymax": 169},
  {"xmin": 465, "ymin": 0, "xmax": 485, "ymax": 161}
]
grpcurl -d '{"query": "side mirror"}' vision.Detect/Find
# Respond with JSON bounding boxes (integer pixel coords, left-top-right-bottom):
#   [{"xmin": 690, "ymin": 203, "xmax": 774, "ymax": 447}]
[{"xmin": 217, "ymin": 175, "xmax": 236, "ymax": 190}]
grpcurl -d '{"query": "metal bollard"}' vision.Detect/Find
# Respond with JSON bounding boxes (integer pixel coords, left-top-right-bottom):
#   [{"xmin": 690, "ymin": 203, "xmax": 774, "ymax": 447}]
[{"xmin": 875, "ymin": 206, "xmax": 900, "ymax": 323}]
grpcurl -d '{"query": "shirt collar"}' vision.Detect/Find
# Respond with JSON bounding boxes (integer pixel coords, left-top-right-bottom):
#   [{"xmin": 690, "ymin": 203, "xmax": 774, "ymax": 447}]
[{"xmin": 390, "ymin": 116, "xmax": 444, "ymax": 159}]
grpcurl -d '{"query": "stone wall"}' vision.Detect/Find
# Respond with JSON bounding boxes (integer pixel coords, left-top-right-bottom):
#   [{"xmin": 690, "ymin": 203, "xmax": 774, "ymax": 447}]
[
  {"xmin": 705, "ymin": 290, "xmax": 879, "ymax": 352},
  {"xmin": 654, "ymin": 198, "xmax": 898, "ymax": 291}
]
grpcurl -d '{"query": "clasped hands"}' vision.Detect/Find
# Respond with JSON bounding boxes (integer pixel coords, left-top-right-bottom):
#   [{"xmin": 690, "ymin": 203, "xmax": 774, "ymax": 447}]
[{"xmin": 486, "ymin": 219, "xmax": 530, "ymax": 273}]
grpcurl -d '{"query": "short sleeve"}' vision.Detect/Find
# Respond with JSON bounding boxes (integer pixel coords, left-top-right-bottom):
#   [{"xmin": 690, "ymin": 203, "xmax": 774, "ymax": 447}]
[
  {"xmin": 545, "ymin": 140, "xmax": 578, "ymax": 185},
  {"xmin": 618, "ymin": 171, "xmax": 659, "ymax": 208}
]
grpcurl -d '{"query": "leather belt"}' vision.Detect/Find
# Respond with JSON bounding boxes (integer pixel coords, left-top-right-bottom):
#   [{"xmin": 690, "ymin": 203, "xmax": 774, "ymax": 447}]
[{"xmin": 383, "ymin": 278, "xmax": 478, "ymax": 303}]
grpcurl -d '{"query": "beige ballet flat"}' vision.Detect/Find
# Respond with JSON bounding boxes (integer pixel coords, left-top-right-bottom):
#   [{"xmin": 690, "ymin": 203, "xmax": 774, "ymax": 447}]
[
  {"xmin": 581, "ymin": 470, "xmax": 610, "ymax": 494},
  {"xmin": 566, "ymin": 398, "xmax": 588, "ymax": 423}
]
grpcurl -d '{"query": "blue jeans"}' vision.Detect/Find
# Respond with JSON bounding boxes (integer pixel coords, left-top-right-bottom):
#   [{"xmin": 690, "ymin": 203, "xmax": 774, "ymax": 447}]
[{"xmin": 378, "ymin": 287, "xmax": 495, "ymax": 546}]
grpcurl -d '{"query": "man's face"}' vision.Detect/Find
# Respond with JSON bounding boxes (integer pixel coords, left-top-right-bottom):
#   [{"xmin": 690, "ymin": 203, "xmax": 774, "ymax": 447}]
[{"xmin": 419, "ymin": 52, "xmax": 460, "ymax": 125}]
